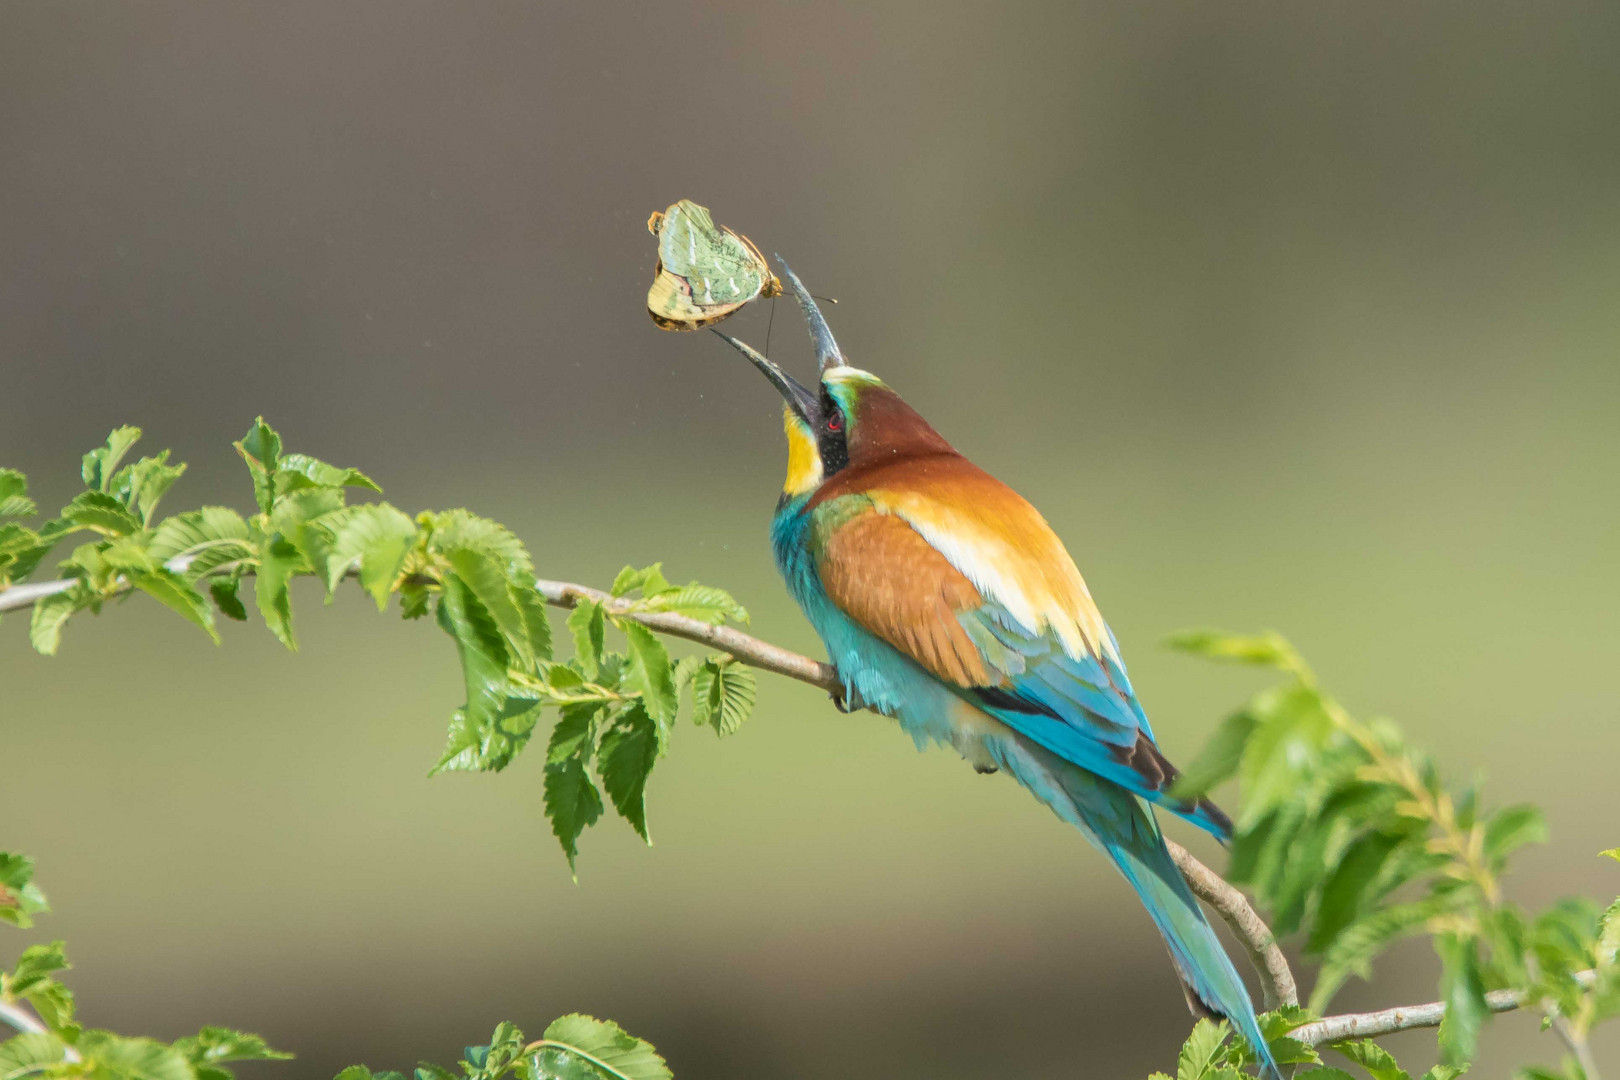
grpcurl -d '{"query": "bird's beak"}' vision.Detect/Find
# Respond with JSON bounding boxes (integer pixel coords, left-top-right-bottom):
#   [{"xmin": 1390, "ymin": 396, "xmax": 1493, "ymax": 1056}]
[
  {"xmin": 776, "ymin": 259, "xmax": 844, "ymax": 372},
  {"xmin": 711, "ymin": 330, "xmax": 818, "ymax": 426}
]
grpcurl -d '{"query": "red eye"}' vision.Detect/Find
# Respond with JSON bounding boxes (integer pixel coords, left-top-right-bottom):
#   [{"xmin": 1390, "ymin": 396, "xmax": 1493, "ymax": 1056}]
[{"xmin": 826, "ymin": 412, "xmax": 844, "ymax": 433}]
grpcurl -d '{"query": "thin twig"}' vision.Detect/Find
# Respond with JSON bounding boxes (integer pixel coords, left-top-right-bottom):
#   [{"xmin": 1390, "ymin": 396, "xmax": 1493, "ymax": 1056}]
[
  {"xmin": 1292, "ymin": 970, "xmax": 1598, "ymax": 1046},
  {"xmin": 1164, "ymin": 838, "xmax": 1297, "ymax": 1010}
]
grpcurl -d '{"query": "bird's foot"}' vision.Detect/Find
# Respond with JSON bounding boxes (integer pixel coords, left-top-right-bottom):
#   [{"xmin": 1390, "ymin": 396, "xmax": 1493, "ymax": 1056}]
[
  {"xmin": 829, "ymin": 687, "xmax": 858, "ymax": 713},
  {"xmin": 973, "ymin": 764, "xmax": 999, "ymax": 775}
]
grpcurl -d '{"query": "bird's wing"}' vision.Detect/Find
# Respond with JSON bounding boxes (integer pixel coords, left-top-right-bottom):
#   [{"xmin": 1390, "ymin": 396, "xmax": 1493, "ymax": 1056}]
[{"xmin": 812, "ymin": 472, "xmax": 1229, "ymax": 838}]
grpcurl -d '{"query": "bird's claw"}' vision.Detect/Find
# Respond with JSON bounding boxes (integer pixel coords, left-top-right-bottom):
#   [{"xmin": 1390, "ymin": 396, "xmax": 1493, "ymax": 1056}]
[{"xmin": 829, "ymin": 687, "xmax": 858, "ymax": 713}]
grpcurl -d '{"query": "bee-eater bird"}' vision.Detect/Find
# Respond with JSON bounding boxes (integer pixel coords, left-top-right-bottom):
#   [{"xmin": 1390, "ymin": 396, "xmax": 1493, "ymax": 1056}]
[{"xmin": 712, "ymin": 265, "xmax": 1280, "ymax": 1077}]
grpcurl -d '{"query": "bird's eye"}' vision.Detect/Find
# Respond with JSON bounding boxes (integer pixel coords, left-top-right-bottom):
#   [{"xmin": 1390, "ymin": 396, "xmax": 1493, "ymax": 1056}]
[{"xmin": 826, "ymin": 411, "xmax": 844, "ymax": 433}]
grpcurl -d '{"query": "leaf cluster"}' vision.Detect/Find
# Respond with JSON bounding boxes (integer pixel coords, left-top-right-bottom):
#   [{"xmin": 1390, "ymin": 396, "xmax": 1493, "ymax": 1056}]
[
  {"xmin": 0, "ymin": 853, "xmax": 290, "ymax": 1080},
  {"xmin": 1151, "ymin": 632, "xmax": 1620, "ymax": 1075},
  {"xmin": 336, "ymin": 1015, "xmax": 671, "ymax": 1080},
  {"xmin": 2, "ymin": 423, "xmax": 757, "ymax": 872}
]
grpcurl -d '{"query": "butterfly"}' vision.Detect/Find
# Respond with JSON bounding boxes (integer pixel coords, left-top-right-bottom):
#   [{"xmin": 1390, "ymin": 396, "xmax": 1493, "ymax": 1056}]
[{"xmin": 646, "ymin": 199, "xmax": 782, "ymax": 331}]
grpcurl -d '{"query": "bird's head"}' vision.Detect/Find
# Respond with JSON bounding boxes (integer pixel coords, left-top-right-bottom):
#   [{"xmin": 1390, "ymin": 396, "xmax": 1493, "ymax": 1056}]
[{"xmin": 715, "ymin": 263, "xmax": 952, "ymax": 500}]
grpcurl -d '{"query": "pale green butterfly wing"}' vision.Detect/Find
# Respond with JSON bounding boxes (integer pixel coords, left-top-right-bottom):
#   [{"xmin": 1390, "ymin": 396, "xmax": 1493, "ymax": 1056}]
[{"xmin": 646, "ymin": 199, "xmax": 780, "ymax": 331}]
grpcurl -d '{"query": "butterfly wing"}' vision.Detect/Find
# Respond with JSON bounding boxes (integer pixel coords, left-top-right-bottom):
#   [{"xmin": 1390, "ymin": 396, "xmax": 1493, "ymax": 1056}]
[{"xmin": 646, "ymin": 200, "xmax": 779, "ymax": 330}]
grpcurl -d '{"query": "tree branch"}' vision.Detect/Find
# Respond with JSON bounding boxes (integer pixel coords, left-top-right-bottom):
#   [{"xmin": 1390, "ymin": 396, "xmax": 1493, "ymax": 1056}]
[
  {"xmin": 1291, "ymin": 971, "xmax": 1596, "ymax": 1046},
  {"xmin": 3, "ymin": 570, "xmax": 1299, "ymax": 1012},
  {"xmin": 0, "ymin": 999, "xmax": 80, "ymax": 1062},
  {"xmin": 535, "ymin": 579, "xmax": 1299, "ymax": 1009}
]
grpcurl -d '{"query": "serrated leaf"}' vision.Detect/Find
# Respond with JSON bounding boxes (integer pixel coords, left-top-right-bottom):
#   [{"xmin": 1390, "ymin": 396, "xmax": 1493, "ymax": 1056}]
[
  {"xmin": 444, "ymin": 547, "xmax": 534, "ymax": 669},
  {"xmin": 1311, "ymin": 897, "xmax": 1452, "ymax": 1012},
  {"xmin": 1167, "ymin": 629, "xmax": 1309, "ymax": 677},
  {"xmin": 547, "ymin": 704, "xmax": 600, "ymax": 765},
  {"xmin": 1435, "ymin": 933, "xmax": 1488, "ymax": 1065},
  {"xmin": 82, "ymin": 426, "xmax": 143, "ymax": 491},
  {"xmin": 1177, "ymin": 1018, "xmax": 1230, "ymax": 1080},
  {"xmin": 568, "ymin": 601, "xmax": 605, "ymax": 680},
  {"xmin": 1333, "ymin": 1039, "xmax": 1409, "ymax": 1080},
  {"xmin": 0, "ymin": 853, "xmax": 49, "ymax": 929},
  {"xmin": 429, "ymin": 573, "xmax": 541, "ymax": 774},
  {"xmin": 255, "ymin": 535, "xmax": 303, "ymax": 650},
  {"xmin": 539, "ymin": 1014, "xmax": 671, "ymax": 1080},
  {"xmin": 598, "ymin": 703, "xmax": 659, "ymax": 843},
  {"xmin": 1421, "ymin": 1067, "xmax": 1467, "ymax": 1080},
  {"xmin": 691, "ymin": 659, "xmax": 756, "ymax": 736},
  {"xmin": 0, "ymin": 1032, "xmax": 69, "ymax": 1075},
  {"xmin": 637, "ymin": 583, "xmax": 748, "ymax": 625},
  {"xmin": 324, "ymin": 504, "xmax": 417, "ymax": 608},
  {"xmin": 413, "ymin": 1064, "xmax": 457, "ymax": 1080},
  {"xmin": 1296, "ymin": 1071, "xmax": 1357, "ymax": 1080},
  {"xmin": 1307, "ymin": 830, "xmax": 1410, "ymax": 955},
  {"xmin": 1169, "ymin": 708, "xmax": 1257, "ymax": 801},
  {"xmin": 29, "ymin": 588, "xmax": 84, "ymax": 655},
  {"xmin": 60, "ymin": 491, "xmax": 143, "ymax": 537},
  {"xmin": 517, "ymin": 583, "xmax": 553, "ymax": 662},
  {"xmin": 433, "ymin": 696, "xmax": 541, "ymax": 774},
  {"xmin": 146, "ymin": 507, "xmax": 253, "ymax": 576},
  {"xmin": 235, "ymin": 418, "xmax": 282, "ymax": 514},
  {"xmin": 274, "ymin": 452, "xmax": 381, "ymax": 494},
  {"xmin": 135, "ymin": 570, "xmax": 219, "ymax": 644},
  {"xmin": 6, "ymin": 941, "xmax": 68, "ymax": 996},
  {"xmin": 621, "ymin": 621, "xmax": 677, "ymax": 728},
  {"xmin": 209, "ymin": 576, "xmax": 248, "ymax": 621},
  {"xmin": 1483, "ymin": 804, "xmax": 1547, "ymax": 867},
  {"xmin": 423, "ymin": 510, "xmax": 533, "ymax": 581},
  {"xmin": 74, "ymin": 1032, "xmax": 195, "ymax": 1080},
  {"xmin": 0, "ymin": 469, "xmax": 36, "ymax": 520},
  {"xmin": 110, "ymin": 452, "xmax": 187, "ymax": 526},
  {"xmin": 1238, "ymin": 684, "xmax": 1334, "ymax": 828},
  {"xmin": 174, "ymin": 1026, "xmax": 293, "ymax": 1071},
  {"xmin": 544, "ymin": 734, "xmax": 603, "ymax": 875},
  {"xmin": 610, "ymin": 563, "xmax": 669, "ymax": 599}
]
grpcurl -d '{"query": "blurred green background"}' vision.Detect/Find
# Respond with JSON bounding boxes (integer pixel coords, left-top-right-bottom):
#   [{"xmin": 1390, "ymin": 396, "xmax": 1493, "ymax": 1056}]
[{"xmin": 4, "ymin": 3, "xmax": 1619, "ymax": 1077}]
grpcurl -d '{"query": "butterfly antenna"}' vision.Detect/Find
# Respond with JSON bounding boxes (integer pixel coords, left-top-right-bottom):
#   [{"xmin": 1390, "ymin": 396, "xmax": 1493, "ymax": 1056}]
[{"xmin": 765, "ymin": 295, "xmax": 778, "ymax": 357}]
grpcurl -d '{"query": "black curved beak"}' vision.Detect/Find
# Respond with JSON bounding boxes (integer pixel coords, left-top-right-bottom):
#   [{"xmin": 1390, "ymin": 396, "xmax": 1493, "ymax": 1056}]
[
  {"xmin": 711, "ymin": 331, "xmax": 818, "ymax": 426},
  {"xmin": 776, "ymin": 259, "xmax": 844, "ymax": 372}
]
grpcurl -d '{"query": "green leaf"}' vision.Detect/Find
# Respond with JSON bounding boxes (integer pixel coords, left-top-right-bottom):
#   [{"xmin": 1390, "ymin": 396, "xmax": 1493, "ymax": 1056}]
[
  {"xmin": 690, "ymin": 659, "xmax": 756, "ymax": 736},
  {"xmin": 547, "ymin": 704, "xmax": 601, "ymax": 764},
  {"xmin": 60, "ymin": 491, "xmax": 143, "ymax": 537},
  {"xmin": 1483, "ymin": 804, "xmax": 1547, "ymax": 868},
  {"xmin": 1307, "ymin": 830, "xmax": 1410, "ymax": 955},
  {"xmin": 74, "ymin": 1032, "xmax": 196, "ymax": 1080},
  {"xmin": 621, "ymin": 621, "xmax": 678, "ymax": 728},
  {"xmin": 209, "ymin": 575, "xmax": 248, "ymax": 621},
  {"xmin": 598, "ymin": 704, "xmax": 660, "ymax": 843},
  {"xmin": 1311, "ymin": 897, "xmax": 1451, "ymax": 1012},
  {"xmin": 5, "ymin": 940, "xmax": 68, "ymax": 996},
  {"xmin": 0, "ymin": 1032, "xmax": 69, "ymax": 1075},
  {"xmin": 29, "ymin": 588, "xmax": 84, "ymax": 655},
  {"xmin": 1296, "ymin": 1071, "xmax": 1358, "ymax": 1080},
  {"xmin": 1421, "ymin": 1068, "xmax": 1467, "ymax": 1080},
  {"xmin": 255, "ymin": 535, "xmax": 304, "ymax": 650},
  {"xmin": 1177, "ymin": 1019, "xmax": 1230, "ymax": 1080},
  {"xmin": 324, "ymin": 504, "xmax": 417, "ymax": 609},
  {"xmin": 173, "ymin": 1027, "xmax": 293, "ymax": 1079},
  {"xmin": 110, "ymin": 452, "xmax": 187, "ymax": 526},
  {"xmin": 434, "ymin": 695, "xmax": 541, "ymax": 774},
  {"xmin": 429, "ymin": 573, "xmax": 541, "ymax": 774},
  {"xmin": 1169, "ymin": 708, "xmax": 1257, "ymax": 801},
  {"xmin": 1333, "ymin": 1039, "xmax": 1409, "ymax": 1080},
  {"xmin": 0, "ymin": 852, "xmax": 50, "ymax": 929},
  {"xmin": 1167, "ymin": 629, "xmax": 1309, "ymax": 678},
  {"xmin": 568, "ymin": 601, "xmax": 606, "ymax": 680},
  {"xmin": 0, "ymin": 469, "xmax": 37, "ymax": 520},
  {"xmin": 274, "ymin": 452, "xmax": 381, "ymax": 494},
  {"xmin": 146, "ymin": 507, "xmax": 253, "ymax": 576},
  {"xmin": 82, "ymin": 426, "xmax": 143, "ymax": 491},
  {"xmin": 135, "ymin": 570, "xmax": 220, "ymax": 644},
  {"xmin": 444, "ymin": 547, "xmax": 535, "ymax": 669},
  {"xmin": 1237, "ymin": 684, "xmax": 1334, "ymax": 828},
  {"xmin": 539, "ymin": 1014, "xmax": 672, "ymax": 1080},
  {"xmin": 544, "ymin": 752, "xmax": 604, "ymax": 876},
  {"xmin": 637, "ymin": 583, "xmax": 748, "ymax": 624},
  {"xmin": 234, "ymin": 418, "xmax": 282, "ymax": 514},
  {"xmin": 1435, "ymin": 933, "xmax": 1489, "ymax": 1065},
  {"xmin": 610, "ymin": 564, "xmax": 669, "ymax": 599}
]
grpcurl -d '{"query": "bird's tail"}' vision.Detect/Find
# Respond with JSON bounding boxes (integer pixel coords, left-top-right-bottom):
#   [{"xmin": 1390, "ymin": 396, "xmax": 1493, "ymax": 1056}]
[
  {"xmin": 1103, "ymin": 815, "xmax": 1280, "ymax": 1078},
  {"xmin": 1018, "ymin": 748, "xmax": 1281, "ymax": 1079}
]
